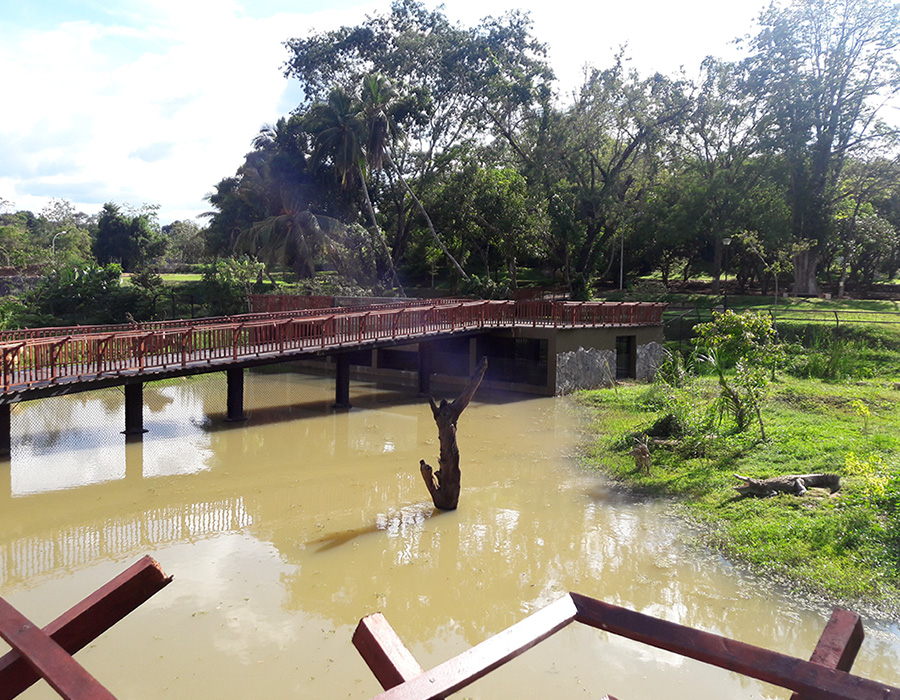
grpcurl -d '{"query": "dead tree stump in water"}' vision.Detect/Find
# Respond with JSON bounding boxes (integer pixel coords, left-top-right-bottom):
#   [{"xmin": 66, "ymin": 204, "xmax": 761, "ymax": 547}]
[{"xmin": 419, "ymin": 356, "xmax": 487, "ymax": 510}]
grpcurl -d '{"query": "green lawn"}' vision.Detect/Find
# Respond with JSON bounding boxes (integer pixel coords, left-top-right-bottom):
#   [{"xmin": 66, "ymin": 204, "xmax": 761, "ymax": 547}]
[{"xmin": 577, "ymin": 304, "xmax": 900, "ymax": 610}]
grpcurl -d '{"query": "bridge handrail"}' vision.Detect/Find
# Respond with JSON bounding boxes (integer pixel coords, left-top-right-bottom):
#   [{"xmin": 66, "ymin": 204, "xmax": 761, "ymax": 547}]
[
  {"xmin": 0, "ymin": 298, "xmax": 461, "ymax": 342},
  {"xmin": 0, "ymin": 301, "xmax": 665, "ymax": 391}
]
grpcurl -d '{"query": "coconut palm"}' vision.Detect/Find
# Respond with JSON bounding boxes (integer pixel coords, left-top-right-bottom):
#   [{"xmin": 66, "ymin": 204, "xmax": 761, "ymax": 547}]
[
  {"xmin": 304, "ymin": 88, "xmax": 404, "ymax": 293},
  {"xmin": 359, "ymin": 74, "xmax": 468, "ymax": 280},
  {"xmin": 234, "ymin": 191, "xmax": 334, "ymax": 279}
]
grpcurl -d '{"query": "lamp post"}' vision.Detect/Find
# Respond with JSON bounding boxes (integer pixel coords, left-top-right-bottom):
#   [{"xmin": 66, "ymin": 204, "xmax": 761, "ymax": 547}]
[
  {"xmin": 723, "ymin": 237, "xmax": 732, "ymax": 311},
  {"xmin": 51, "ymin": 230, "xmax": 67, "ymax": 257},
  {"xmin": 619, "ymin": 226, "xmax": 624, "ymax": 291},
  {"xmin": 837, "ymin": 255, "xmax": 845, "ymax": 299}
]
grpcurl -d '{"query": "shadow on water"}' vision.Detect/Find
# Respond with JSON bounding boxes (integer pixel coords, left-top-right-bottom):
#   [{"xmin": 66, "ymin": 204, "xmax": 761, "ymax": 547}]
[
  {"xmin": 199, "ymin": 384, "xmax": 546, "ymax": 432},
  {"xmin": 306, "ymin": 502, "xmax": 441, "ymax": 552}
]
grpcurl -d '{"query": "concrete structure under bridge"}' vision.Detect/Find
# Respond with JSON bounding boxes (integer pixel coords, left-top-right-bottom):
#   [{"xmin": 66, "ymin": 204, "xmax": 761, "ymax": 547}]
[{"xmin": 0, "ymin": 298, "xmax": 665, "ymax": 455}]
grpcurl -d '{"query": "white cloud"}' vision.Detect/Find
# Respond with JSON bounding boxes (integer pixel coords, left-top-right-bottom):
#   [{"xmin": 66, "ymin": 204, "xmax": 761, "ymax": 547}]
[
  {"xmin": 1, "ymin": 0, "xmax": 765, "ymax": 224},
  {"xmin": 1, "ymin": 2, "xmax": 382, "ymax": 222}
]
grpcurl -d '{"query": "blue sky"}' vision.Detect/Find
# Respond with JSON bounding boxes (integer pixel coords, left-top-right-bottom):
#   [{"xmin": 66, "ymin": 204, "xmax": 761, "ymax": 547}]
[{"xmin": 0, "ymin": 0, "xmax": 767, "ymax": 224}]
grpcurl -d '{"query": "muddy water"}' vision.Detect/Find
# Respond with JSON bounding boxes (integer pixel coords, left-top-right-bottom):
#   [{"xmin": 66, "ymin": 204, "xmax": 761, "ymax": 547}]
[{"xmin": 1, "ymin": 370, "xmax": 899, "ymax": 699}]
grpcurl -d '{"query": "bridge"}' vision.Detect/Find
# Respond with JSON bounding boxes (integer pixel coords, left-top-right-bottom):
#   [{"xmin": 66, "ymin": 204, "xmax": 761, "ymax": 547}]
[{"xmin": 0, "ymin": 298, "xmax": 665, "ymax": 454}]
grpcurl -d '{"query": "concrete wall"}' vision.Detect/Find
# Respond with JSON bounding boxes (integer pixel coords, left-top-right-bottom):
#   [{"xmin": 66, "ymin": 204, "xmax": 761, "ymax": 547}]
[
  {"xmin": 552, "ymin": 328, "xmax": 666, "ymax": 395},
  {"xmin": 273, "ymin": 323, "xmax": 666, "ymax": 397}
]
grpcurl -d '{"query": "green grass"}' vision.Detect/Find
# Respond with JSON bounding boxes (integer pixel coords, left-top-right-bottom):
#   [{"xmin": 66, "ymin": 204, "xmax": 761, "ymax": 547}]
[
  {"xmin": 158, "ymin": 273, "xmax": 203, "ymax": 283},
  {"xmin": 577, "ymin": 371, "xmax": 900, "ymax": 609}
]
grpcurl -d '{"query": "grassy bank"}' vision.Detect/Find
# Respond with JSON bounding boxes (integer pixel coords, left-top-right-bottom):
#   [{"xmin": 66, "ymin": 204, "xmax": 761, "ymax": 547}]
[{"xmin": 578, "ymin": 300, "xmax": 900, "ymax": 611}]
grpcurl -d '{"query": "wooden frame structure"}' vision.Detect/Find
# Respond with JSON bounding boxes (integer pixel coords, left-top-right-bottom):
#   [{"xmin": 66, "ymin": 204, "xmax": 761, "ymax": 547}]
[
  {"xmin": 354, "ymin": 593, "xmax": 895, "ymax": 700},
  {"xmin": 0, "ymin": 556, "xmax": 171, "ymax": 700}
]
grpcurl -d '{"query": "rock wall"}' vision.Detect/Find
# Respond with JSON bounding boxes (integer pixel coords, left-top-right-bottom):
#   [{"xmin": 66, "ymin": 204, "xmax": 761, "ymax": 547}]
[
  {"xmin": 636, "ymin": 341, "xmax": 665, "ymax": 382},
  {"xmin": 555, "ymin": 341, "xmax": 666, "ymax": 394},
  {"xmin": 555, "ymin": 347, "xmax": 616, "ymax": 394}
]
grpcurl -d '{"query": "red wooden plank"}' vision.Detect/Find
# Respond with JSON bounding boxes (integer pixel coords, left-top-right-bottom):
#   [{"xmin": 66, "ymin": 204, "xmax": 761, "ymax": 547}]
[
  {"xmin": 808, "ymin": 608, "xmax": 865, "ymax": 671},
  {"xmin": 791, "ymin": 608, "xmax": 865, "ymax": 700},
  {"xmin": 0, "ymin": 598, "xmax": 115, "ymax": 700},
  {"xmin": 352, "ymin": 613, "xmax": 424, "ymax": 690},
  {"xmin": 367, "ymin": 594, "xmax": 578, "ymax": 700},
  {"xmin": 570, "ymin": 593, "xmax": 898, "ymax": 700},
  {"xmin": 0, "ymin": 556, "xmax": 172, "ymax": 700}
]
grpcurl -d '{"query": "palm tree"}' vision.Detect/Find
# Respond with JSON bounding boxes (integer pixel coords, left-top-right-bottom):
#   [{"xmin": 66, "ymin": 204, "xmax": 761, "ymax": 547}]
[
  {"xmin": 234, "ymin": 191, "xmax": 334, "ymax": 279},
  {"xmin": 359, "ymin": 74, "xmax": 468, "ymax": 280},
  {"xmin": 304, "ymin": 88, "xmax": 404, "ymax": 294}
]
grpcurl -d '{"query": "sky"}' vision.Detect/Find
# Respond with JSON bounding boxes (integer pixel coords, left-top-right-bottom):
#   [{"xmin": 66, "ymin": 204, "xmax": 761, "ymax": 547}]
[{"xmin": 0, "ymin": 0, "xmax": 769, "ymax": 225}]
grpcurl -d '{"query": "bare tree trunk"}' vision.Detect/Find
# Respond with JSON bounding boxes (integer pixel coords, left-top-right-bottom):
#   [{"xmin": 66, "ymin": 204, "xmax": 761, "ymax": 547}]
[
  {"xmin": 733, "ymin": 473, "xmax": 840, "ymax": 497},
  {"xmin": 359, "ymin": 173, "xmax": 405, "ymax": 296},
  {"xmin": 384, "ymin": 151, "xmax": 468, "ymax": 280},
  {"xmin": 419, "ymin": 357, "xmax": 487, "ymax": 510},
  {"xmin": 792, "ymin": 247, "xmax": 820, "ymax": 296}
]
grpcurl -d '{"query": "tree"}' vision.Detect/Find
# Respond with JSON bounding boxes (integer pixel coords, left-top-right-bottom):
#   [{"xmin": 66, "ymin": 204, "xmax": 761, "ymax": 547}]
[
  {"xmin": 303, "ymin": 85, "xmax": 405, "ymax": 289},
  {"xmin": 679, "ymin": 58, "xmax": 772, "ymax": 292},
  {"xmin": 205, "ymin": 115, "xmax": 339, "ymax": 247},
  {"xmin": 419, "ymin": 356, "xmax": 487, "ymax": 510},
  {"xmin": 162, "ymin": 220, "xmax": 206, "ymax": 267},
  {"xmin": 694, "ymin": 310, "xmax": 783, "ymax": 439},
  {"xmin": 745, "ymin": 0, "xmax": 900, "ymax": 294},
  {"xmin": 427, "ymin": 164, "xmax": 546, "ymax": 288},
  {"xmin": 24, "ymin": 262, "xmax": 150, "ymax": 325},
  {"xmin": 283, "ymin": 0, "xmax": 552, "ymax": 274},
  {"xmin": 359, "ymin": 73, "xmax": 466, "ymax": 281},
  {"xmin": 530, "ymin": 59, "xmax": 690, "ymax": 297},
  {"xmin": 94, "ymin": 203, "xmax": 166, "ymax": 272}
]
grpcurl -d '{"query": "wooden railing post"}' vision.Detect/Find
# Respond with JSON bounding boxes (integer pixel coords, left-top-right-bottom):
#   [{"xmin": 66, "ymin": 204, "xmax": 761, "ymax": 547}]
[
  {"xmin": 96, "ymin": 336, "xmax": 111, "ymax": 375},
  {"xmin": 232, "ymin": 324, "xmax": 244, "ymax": 361},
  {"xmin": 50, "ymin": 339, "xmax": 66, "ymax": 383},
  {"xmin": 0, "ymin": 556, "xmax": 171, "ymax": 700},
  {"xmin": 360, "ymin": 313, "xmax": 369, "ymax": 344}
]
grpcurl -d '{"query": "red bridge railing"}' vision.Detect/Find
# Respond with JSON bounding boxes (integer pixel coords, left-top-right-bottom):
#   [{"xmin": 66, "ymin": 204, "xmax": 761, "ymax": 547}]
[{"xmin": 0, "ymin": 300, "xmax": 665, "ymax": 392}]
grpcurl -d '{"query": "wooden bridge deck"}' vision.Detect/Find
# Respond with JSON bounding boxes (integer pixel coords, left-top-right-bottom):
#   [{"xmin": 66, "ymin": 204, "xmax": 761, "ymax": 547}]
[{"xmin": 0, "ymin": 300, "xmax": 665, "ymax": 399}]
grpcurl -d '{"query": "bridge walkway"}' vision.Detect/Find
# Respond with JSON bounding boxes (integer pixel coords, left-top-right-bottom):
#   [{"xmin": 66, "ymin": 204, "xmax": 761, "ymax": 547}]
[{"xmin": 0, "ymin": 299, "xmax": 665, "ymax": 453}]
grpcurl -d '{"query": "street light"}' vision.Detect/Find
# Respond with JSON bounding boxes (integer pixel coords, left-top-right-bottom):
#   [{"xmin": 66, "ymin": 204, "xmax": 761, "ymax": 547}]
[
  {"xmin": 837, "ymin": 255, "xmax": 845, "ymax": 299},
  {"xmin": 51, "ymin": 230, "xmax": 68, "ymax": 257},
  {"xmin": 722, "ymin": 237, "xmax": 732, "ymax": 311}
]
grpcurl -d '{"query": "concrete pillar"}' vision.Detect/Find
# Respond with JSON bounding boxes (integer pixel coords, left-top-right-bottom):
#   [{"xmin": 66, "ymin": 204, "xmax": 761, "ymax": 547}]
[
  {"xmin": 226, "ymin": 367, "xmax": 247, "ymax": 421},
  {"xmin": 125, "ymin": 435, "xmax": 144, "ymax": 481},
  {"xmin": 334, "ymin": 354, "xmax": 351, "ymax": 409},
  {"xmin": 0, "ymin": 403, "xmax": 10, "ymax": 457},
  {"xmin": 123, "ymin": 382, "xmax": 147, "ymax": 435},
  {"xmin": 418, "ymin": 341, "xmax": 433, "ymax": 396}
]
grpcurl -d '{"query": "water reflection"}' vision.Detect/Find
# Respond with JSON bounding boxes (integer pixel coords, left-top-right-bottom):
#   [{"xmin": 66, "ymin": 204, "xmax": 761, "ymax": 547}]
[{"xmin": 0, "ymin": 370, "xmax": 898, "ymax": 700}]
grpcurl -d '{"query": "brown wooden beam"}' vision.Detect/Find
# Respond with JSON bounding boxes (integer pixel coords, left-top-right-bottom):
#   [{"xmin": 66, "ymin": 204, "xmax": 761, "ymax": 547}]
[
  {"xmin": 367, "ymin": 595, "xmax": 577, "ymax": 700},
  {"xmin": 357, "ymin": 596, "xmax": 873, "ymax": 700},
  {"xmin": 570, "ymin": 593, "xmax": 897, "ymax": 700},
  {"xmin": 792, "ymin": 608, "xmax": 865, "ymax": 700},
  {"xmin": 353, "ymin": 613, "xmax": 424, "ymax": 691},
  {"xmin": 0, "ymin": 556, "xmax": 172, "ymax": 699},
  {"xmin": 0, "ymin": 597, "xmax": 116, "ymax": 700}
]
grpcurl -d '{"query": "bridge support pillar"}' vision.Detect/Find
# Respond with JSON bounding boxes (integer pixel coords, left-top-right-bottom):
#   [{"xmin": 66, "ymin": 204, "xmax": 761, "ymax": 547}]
[
  {"xmin": 0, "ymin": 403, "xmax": 9, "ymax": 457},
  {"xmin": 334, "ymin": 354, "xmax": 352, "ymax": 409},
  {"xmin": 125, "ymin": 436, "xmax": 144, "ymax": 480},
  {"xmin": 226, "ymin": 368, "xmax": 247, "ymax": 421},
  {"xmin": 123, "ymin": 382, "xmax": 147, "ymax": 435},
  {"xmin": 418, "ymin": 342, "xmax": 433, "ymax": 396}
]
